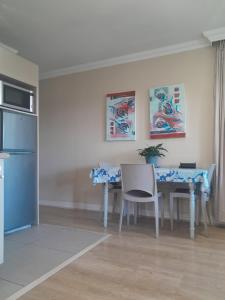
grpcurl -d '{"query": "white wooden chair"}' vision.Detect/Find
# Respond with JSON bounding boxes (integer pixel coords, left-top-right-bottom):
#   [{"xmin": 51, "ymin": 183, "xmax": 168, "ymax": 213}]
[
  {"xmin": 99, "ymin": 162, "xmax": 121, "ymax": 215},
  {"xmin": 201, "ymin": 164, "xmax": 216, "ymax": 225},
  {"xmin": 119, "ymin": 164, "xmax": 161, "ymax": 238},
  {"xmin": 169, "ymin": 162, "xmax": 196, "ymax": 230},
  {"xmin": 169, "ymin": 164, "xmax": 216, "ymax": 231}
]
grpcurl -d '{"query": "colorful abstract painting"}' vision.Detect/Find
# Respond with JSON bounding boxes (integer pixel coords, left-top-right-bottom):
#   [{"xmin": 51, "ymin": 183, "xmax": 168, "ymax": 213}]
[
  {"xmin": 149, "ymin": 84, "xmax": 185, "ymax": 139},
  {"xmin": 106, "ymin": 91, "xmax": 136, "ymax": 141}
]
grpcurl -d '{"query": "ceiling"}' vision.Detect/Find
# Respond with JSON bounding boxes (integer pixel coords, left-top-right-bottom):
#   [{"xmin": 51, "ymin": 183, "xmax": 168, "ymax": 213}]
[{"xmin": 0, "ymin": 0, "xmax": 225, "ymax": 76}]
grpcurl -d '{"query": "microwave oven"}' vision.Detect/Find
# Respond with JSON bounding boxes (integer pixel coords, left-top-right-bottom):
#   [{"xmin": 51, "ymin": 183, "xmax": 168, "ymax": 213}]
[{"xmin": 0, "ymin": 80, "xmax": 35, "ymax": 113}]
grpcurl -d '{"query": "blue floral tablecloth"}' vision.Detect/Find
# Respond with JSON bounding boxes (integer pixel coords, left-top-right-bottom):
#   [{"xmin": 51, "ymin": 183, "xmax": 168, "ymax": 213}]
[
  {"xmin": 90, "ymin": 167, "xmax": 209, "ymax": 191},
  {"xmin": 90, "ymin": 167, "xmax": 121, "ymax": 184}
]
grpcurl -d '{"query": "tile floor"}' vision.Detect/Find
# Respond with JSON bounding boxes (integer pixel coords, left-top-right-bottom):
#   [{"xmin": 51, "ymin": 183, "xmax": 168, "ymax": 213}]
[{"xmin": 0, "ymin": 224, "xmax": 108, "ymax": 300}]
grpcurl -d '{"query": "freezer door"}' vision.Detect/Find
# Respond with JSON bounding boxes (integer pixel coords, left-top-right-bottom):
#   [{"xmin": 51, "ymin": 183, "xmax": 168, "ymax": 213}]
[
  {"xmin": 1, "ymin": 110, "xmax": 37, "ymax": 151},
  {"xmin": 4, "ymin": 153, "xmax": 37, "ymax": 232}
]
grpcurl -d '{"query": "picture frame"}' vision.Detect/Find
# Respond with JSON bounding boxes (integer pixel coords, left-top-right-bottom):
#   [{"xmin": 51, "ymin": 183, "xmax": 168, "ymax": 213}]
[
  {"xmin": 106, "ymin": 91, "xmax": 136, "ymax": 141},
  {"xmin": 149, "ymin": 84, "xmax": 186, "ymax": 139}
]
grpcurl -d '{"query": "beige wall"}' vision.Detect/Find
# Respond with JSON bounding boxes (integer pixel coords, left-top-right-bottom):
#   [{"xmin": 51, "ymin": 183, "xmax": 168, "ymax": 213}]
[
  {"xmin": 0, "ymin": 46, "xmax": 38, "ymax": 87},
  {"xmin": 39, "ymin": 47, "xmax": 214, "ymax": 211}
]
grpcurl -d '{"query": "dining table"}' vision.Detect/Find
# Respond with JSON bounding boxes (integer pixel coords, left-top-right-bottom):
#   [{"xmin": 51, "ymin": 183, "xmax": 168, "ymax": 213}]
[{"xmin": 90, "ymin": 166, "xmax": 210, "ymax": 239}]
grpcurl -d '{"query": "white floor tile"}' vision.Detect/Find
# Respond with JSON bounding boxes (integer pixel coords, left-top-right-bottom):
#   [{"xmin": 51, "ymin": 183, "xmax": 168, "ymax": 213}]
[
  {"xmin": 5, "ymin": 225, "xmax": 48, "ymax": 244},
  {"xmin": 0, "ymin": 224, "xmax": 107, "ymax": 299},
  {"xmin": 31, "ymin": 226, "xmax": 106, "ymax": 253},
  {"xmin": 0, "ymin": 244, "xmax": 72, "ymax": 285},
  {"xmin": 4, "ymin": 240, "xmax": 28, "ymax": 256},
  {"xmin": 0, "ymin": 279, "xmax": 22, "ymax": 300}
]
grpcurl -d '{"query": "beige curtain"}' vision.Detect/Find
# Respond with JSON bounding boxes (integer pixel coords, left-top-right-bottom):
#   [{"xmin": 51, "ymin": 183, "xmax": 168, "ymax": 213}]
[{"xmin": 213, "ymin": 40, "xmax": 225, "ymax": 223}]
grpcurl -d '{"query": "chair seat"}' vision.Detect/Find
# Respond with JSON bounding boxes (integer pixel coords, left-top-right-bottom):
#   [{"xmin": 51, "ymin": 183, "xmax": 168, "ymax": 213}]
[
  {"xmin": 124, "ymin": 190, "xmax": 161, "ymax": 202},
  {"xmin": 174, "ymin": 188, "xmax": 190, "ymax": 193}
]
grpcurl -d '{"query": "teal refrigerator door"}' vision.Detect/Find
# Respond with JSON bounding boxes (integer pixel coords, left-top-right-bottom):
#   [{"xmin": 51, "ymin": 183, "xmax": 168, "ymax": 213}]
[
  {"xmin": 2, "ymin": 110, "xmax": 37, "ymax": 151},
  {"xmin": 4, "ymin": 152, "xmax": 37, "ymax": 232}
]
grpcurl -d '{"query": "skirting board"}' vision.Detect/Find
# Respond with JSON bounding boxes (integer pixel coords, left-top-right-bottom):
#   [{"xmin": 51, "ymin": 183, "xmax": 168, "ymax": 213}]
[{"xmin": 40, "ymin": 200, "xmax": 190, "ymax": 221}]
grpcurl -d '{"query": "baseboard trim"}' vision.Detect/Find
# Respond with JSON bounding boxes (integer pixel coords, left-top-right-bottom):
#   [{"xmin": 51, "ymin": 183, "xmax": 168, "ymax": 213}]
[
  {"xmin": 40, "ymin": 200, "xmax": 101, "ymax": 211},
  {"xmin": 40, "ymin": 200, "xmax": 190, "ymax": 221}
]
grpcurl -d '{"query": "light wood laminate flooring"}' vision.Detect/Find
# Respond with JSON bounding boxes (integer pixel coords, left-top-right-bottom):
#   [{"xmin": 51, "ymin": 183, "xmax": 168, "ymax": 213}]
[{"xmin": 19, "ymin": 206, "xmax": 225, "ymax": 300}]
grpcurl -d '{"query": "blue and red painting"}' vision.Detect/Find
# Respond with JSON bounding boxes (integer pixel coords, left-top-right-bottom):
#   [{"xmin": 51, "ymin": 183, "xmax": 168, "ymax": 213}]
[
  {"xmin": 149, "ymin": 84, "xmax": 185, "ymax": 139},
  {"xmin": 106, "ymin": 91, "xmax": 136, "ymax": 141}
]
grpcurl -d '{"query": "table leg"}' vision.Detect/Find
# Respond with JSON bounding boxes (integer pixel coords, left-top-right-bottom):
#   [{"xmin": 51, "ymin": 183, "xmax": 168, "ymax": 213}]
[
  {"xmin": 189, "ymin": 182, "xmax": 195, "ymax": 239},
  {"xmin": 103, "ymin": 182, "xmax": 109, "ymax": 228}
]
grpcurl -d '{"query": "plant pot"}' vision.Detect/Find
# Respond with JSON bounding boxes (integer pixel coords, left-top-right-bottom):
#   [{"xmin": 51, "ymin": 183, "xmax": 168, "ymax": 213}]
[{"xmin": 145, "ymin": 156, "xmax": 159, "ymax": 167}]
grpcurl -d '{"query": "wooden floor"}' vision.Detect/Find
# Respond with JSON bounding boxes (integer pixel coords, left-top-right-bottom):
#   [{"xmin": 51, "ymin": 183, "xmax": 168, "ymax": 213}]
[{"xmin": 20, "ymin": 206, "xmax": 225, "ymax": 300}]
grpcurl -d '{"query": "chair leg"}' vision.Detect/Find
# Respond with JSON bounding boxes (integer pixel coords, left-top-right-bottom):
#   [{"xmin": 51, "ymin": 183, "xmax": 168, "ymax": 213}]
[
  {"xmin": 154, "ymin": 199, "xmax": 159, "ymax": 238},
  {"xmin": 195, "ymin": 199, "xmax": 200, "ymax": 226},
  {"xmin": 119, "ymin": 199, "xmax": 124, "ymax": 232},
  {"xmin": 127, "ymin": 201, "xmax": 130, "ymax": 226},
  {"xmin": 198, "ymin": 198, "xmax": 202, "ymax": 225},
  {"xmin": 176, "ymin": 199, "xmax": 180, "ymax": 222},
  {"xmin": 100, "ymin": 198, "xmax": 103, "ymax": 221},
  {"xmin": 169, "ymin": 194, "xmax": 174, "ymax": 231},
  {"xmin": 160, "ymin": 195, "xmax": 164, "ymax": 228},
  {"xmin": 201, "ymin": 193, "xmax": 208, "ymax": 236},
  {"xmin": 134, "ymin": 202, "xmax": 138, "ymax": 225},
  {"xmin": 137, "ymin": 202, "xmax": 139, "ymax": 220},
  {"xmin": 112, "ymin": 192, "xmax": 118, "ymax": 215},
  {"xmin": 206, "ymin": 201, "xmax": 213, "ymax": 225}
]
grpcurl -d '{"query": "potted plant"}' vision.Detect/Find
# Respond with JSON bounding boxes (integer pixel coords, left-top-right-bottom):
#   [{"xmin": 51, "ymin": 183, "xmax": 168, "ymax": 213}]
[{"xmin": 137, "ymin": 143, "xmax": 167, "ymax": 167}]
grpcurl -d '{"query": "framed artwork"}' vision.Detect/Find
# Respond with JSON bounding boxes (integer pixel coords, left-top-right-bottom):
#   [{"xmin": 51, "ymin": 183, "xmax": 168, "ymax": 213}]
[
  {"xmin": 149, "ymin": 84, "xmax": 186, "ymax": 139},
  {"xmin": 106, "ymin": 91, "xmax": 136, "ymax": 141}
]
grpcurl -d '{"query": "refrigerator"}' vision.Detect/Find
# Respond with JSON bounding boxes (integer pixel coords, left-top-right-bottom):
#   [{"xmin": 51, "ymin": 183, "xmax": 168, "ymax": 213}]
[{"xmin": 0, "ymin": 109, "xmax": 37, "ymax": 233}]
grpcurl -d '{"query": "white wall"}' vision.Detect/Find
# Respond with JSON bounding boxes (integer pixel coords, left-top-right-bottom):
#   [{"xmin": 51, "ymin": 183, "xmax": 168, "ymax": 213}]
[{"xmin": 39, "ymin": 47, "xmax": 214, "ymax": 214}]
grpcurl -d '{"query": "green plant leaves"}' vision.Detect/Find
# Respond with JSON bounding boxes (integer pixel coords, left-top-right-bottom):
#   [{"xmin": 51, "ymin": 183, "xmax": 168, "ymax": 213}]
[{"xmin": 137, "ymin": 143, "xmax": 168, "ymax": 158}]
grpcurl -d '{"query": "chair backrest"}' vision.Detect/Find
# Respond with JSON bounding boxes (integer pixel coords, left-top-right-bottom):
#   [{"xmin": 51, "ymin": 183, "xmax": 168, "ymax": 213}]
[
  {"xmin": 120, "ymin": 164, "xmax": 157, "ymax": 196},
  {"xmin": 208, "ymin": 164, "xmax": 216, "ymax": 186},
  {"xmin": 179, "ymin": 162, "xmax": 196, "ymax": 169}
]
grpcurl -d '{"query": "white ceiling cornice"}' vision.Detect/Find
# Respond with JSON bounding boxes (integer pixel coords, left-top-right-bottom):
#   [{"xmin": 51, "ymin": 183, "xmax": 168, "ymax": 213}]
[
  {"xmin": 203, "ymin": 27, "xmax": 225, "ymax": 43},
  {"xmin": 0, "ymin": 42, "xmax": 18, "ymax": 54},
  {"xmin": 40, "ymin": 39, "xmax": 210, "ymax": 80}
]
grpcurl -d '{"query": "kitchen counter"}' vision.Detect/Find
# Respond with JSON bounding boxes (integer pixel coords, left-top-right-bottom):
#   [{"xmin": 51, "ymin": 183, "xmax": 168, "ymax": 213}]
[{"xmin": 0, "ymin": 153, "xmax": 9, "ymax": 264}]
